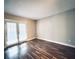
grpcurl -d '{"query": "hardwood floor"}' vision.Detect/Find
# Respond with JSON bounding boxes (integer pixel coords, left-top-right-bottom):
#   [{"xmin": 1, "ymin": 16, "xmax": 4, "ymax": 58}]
[{"xmin": 5, "ymin": 39, "xmax": 75, "ymax": 59}]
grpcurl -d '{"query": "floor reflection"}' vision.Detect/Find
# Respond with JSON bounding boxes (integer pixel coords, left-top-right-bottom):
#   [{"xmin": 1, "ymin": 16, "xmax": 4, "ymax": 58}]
[
  {"xmin": 5, "ymin": 43, "xmax": 28, "ymax": 59},
  {"xmin": 20, "ymin": 43, "xmax": 28, "ymax": 55}
]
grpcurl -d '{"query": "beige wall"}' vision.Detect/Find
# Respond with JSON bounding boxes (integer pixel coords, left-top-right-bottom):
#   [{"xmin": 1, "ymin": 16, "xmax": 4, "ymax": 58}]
[
  {"xmin": 4, "ymin": 13, "xmax": 36, "ymax": 41},
  {"xmin": 37, "ymin": 9, "xmax": 75, "ymax": 47}
]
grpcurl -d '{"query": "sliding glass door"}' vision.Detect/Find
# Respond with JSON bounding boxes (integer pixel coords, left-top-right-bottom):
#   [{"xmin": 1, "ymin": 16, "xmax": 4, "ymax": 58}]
[{"xmin": 5, "ymin": 22, "xmax": 27, "ymax": 46}]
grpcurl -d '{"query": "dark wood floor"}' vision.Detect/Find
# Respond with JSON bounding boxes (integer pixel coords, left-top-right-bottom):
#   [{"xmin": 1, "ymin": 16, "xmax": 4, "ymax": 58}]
[{"xmin": 5, "ymin": 39, "xmax": 75, "ymax": 59}]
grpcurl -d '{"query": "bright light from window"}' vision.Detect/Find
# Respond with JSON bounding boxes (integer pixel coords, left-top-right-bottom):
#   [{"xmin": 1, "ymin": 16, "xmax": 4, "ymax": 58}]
[
  {"xmin": 7, "ymin": 23, "xmax": 18, "ymax": 45},
  {"xmin": 6, "ymin": 22, "xmax": 27, "ymax": 45},
  {"xmin": 19, "ymin": 24, "xmax": 27, "ymax": 42}
]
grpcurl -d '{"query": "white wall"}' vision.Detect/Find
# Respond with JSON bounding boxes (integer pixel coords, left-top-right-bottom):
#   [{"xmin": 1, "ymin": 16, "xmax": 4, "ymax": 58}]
[{"xmin": 37, "ymin": 9, "xmax": 75, "ymax": 47}]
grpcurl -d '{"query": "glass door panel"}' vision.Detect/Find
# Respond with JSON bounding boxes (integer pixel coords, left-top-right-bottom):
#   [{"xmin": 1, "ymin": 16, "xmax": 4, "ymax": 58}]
[
  {"xmin": 19, "ymin": 24, "xmax": 27, "ymax": 42},
  {"xmin": 6, "ymin": 22, "xmax": 18, "ymax": 45}
]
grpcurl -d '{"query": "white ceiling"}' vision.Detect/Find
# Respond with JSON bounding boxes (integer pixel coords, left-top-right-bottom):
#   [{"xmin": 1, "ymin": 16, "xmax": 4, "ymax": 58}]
[{"xmin": 5, "ymin": 0, "xmax": 75, "ymax": 20}]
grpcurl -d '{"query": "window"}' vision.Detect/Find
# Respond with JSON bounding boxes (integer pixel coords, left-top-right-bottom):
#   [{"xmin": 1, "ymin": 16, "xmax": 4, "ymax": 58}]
[{"xmin": 5, "ymin": 21, "xmax": 27, "ymax": 46}]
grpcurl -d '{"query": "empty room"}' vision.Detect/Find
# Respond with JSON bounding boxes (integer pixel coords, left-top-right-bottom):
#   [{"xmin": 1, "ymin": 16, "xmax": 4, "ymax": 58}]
[{"xmin": 4, "ymin": 0, "xmax": 75, "ymax": 59}]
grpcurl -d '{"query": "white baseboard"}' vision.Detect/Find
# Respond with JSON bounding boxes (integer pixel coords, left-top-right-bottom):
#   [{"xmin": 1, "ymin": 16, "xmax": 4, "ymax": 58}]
[
  {"xmin": 27, "ymin": 37, "xmax": 36, "ymax": 41},
  {"xmin": 38, "ymin": 38, "xmax": 75, "ymax": 48}
]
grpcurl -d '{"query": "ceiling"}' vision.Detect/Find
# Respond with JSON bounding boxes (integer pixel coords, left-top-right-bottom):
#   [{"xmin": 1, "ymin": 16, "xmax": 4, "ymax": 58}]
[{"xmin": 4, "ymin": 0, "xmax": 75, "ymax": 20}]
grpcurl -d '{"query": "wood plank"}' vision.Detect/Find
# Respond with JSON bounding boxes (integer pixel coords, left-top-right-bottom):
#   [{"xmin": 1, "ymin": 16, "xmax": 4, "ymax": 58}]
[{"xmin": 5, "ymin": 39, "xmax": 75, "ymax": 59}]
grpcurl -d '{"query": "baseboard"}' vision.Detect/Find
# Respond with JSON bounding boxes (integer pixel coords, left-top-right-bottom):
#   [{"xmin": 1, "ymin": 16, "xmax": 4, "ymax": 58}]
[
  {"xmin": 38, "ymin": 38, "xmax": 75, "ymax": 48},
  {"xmin": 27, "ymin": 37, "xmax": 36, "ymax": 41}
]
